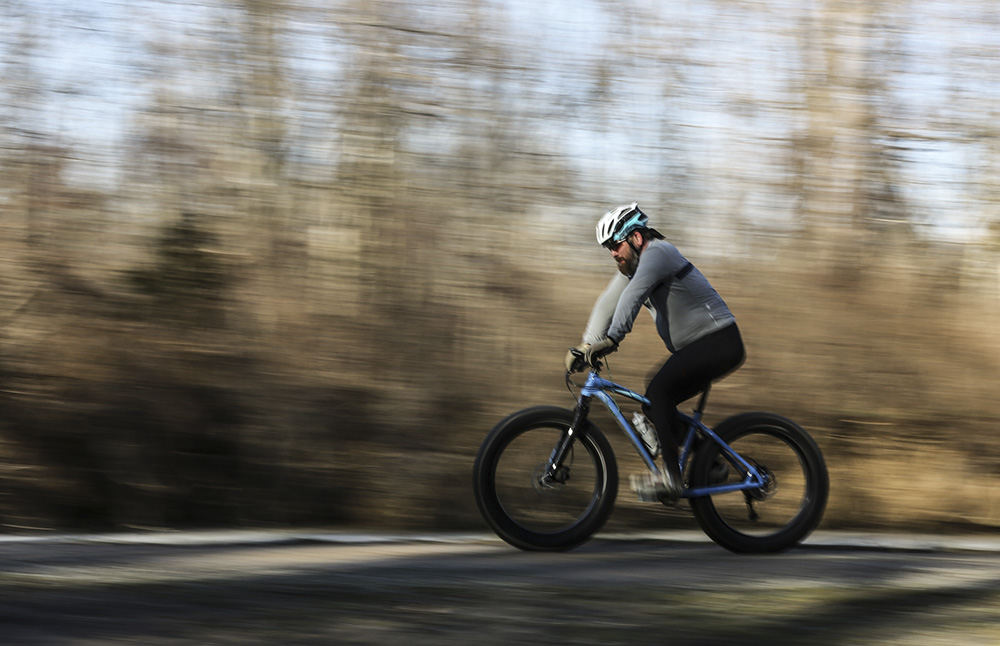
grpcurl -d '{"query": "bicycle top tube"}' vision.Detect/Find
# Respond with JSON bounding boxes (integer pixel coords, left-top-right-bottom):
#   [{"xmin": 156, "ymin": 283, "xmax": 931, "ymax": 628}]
[{"xmin": 580, "ymin": 371, "xmax": 650, "ymax": 407}]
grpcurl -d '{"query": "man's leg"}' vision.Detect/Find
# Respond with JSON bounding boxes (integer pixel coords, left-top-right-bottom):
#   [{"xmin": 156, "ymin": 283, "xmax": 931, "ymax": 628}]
[
  {"xmin": 644, "ymin": 324, "xmax": 746, "ymax": 485},
  {"xmin": 643, "ymin": 355, "xmax": 700, "ymax": 490}
]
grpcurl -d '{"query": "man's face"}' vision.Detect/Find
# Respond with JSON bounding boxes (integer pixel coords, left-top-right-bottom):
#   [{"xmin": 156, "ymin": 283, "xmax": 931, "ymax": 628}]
[{"xmin": 606, "ymin": 233, "xmax": 640, "ymax": 277}]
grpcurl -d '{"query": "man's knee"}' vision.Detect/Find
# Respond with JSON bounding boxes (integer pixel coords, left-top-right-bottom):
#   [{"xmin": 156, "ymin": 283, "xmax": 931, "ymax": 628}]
[{"xmin": 643, "ymin": 401, "xmax": 682, "ymax": 443}]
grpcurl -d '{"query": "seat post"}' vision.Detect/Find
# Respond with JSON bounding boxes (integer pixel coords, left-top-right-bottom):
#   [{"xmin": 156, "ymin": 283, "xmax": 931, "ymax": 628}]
[{"xmin": 694, "ymin": 384, "xmax": 711, "ymax": 416}]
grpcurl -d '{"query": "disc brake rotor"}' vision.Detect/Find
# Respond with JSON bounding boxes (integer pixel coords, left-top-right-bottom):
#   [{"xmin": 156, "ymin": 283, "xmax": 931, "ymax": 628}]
[{"xmin": 745, "ymin": 458, "xmax": 776, "ymax": 501}]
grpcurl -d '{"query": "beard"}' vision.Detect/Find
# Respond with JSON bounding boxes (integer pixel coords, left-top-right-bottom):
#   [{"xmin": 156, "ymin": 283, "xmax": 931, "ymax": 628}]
[{"xmin": 616, "ymin": 252, "xmax": 639, "ymax": 278}]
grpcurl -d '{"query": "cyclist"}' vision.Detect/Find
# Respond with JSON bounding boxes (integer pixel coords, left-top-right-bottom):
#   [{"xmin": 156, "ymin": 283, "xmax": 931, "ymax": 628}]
[{"xmin": 565, "ymin": 202, "xmax": 745, "ymax": 500}]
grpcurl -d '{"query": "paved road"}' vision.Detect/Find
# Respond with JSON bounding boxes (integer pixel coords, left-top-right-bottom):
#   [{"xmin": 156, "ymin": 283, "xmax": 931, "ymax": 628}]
[{"xmin": 0, "ymin": 532, "xmax": 998, "ymax": 645}]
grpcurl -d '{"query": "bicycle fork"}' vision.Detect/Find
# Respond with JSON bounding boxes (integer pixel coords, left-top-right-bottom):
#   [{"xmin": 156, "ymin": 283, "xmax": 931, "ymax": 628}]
[{"xmin": 540, "ymin": 396, "xmax": 591, "ymax": 487}]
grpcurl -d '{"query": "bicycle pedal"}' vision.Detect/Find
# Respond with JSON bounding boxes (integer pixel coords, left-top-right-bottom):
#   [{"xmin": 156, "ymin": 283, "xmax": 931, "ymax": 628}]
[{"xmin": 629, "ymin": 473, "xmax": 657, "ymax": 502}]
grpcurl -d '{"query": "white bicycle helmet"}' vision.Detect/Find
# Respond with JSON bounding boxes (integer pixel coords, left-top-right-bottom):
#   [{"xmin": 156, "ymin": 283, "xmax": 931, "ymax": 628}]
[{"xmin": 596, "ymin": 202, "xmax": 648, "ymax": 247}]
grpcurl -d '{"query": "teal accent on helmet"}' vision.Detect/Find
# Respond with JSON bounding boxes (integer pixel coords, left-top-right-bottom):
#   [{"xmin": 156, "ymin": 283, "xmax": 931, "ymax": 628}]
[{"xmin": 613, "ymin": 209, "xmax": 648, "ymax": 243}]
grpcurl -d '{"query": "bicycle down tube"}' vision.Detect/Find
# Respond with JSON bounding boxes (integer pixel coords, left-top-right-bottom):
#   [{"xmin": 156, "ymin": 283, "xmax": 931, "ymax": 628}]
[{"xmin": 579, "ymin": 372, "xmax": 659, "ymax": 472}]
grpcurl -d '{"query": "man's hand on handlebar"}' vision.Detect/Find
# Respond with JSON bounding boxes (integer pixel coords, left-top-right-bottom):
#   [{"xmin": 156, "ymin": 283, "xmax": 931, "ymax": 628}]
[
  {"xmin": 565, "ymin": 337, "xmax": 619, "ymax": 373},
  {"xmin": 565, "ymin": 343, "xmax": 589, "ymax": 373}
]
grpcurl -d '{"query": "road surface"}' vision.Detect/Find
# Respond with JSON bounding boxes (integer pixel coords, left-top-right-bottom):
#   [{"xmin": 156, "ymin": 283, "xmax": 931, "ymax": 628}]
[{"xmin": 0, "ymin": 532, "xmax": 998, "ymax": 645}]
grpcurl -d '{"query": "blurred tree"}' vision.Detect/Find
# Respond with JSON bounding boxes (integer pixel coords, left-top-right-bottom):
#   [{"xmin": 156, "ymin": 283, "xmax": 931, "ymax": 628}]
[
  {"xmin": 127, "ymin": 213, "xmax": 231, "ymax": 327},
  {"xmin": 0, "ymin": 5, "xmax": 49, "ymax": 309},
  {"xmin": 794, "ymin": 0, "xmax": 908, "ymax": 283}
]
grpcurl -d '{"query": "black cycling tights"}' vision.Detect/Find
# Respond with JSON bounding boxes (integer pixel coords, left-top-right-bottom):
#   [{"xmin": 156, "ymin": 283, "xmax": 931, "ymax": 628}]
[{"xmin": 643, "ymin": 323, "xmax": 746, "ymax": 474}]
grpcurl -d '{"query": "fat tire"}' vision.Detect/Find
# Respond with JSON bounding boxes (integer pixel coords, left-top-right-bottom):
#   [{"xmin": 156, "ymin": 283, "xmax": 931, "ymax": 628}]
[
  {"xmin": 473, "ymin": 406, "xmax": 618, "ymax": 551},
  {"xmin": 689, "ymin": 412, "xmax": 828, "ymax": 553}
]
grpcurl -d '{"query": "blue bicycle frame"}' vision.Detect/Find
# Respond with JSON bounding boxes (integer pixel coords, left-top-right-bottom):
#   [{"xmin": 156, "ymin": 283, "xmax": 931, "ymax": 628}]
[{"xmin": 577, "ymin": 370, "xmax": 767, "ymax": 498}]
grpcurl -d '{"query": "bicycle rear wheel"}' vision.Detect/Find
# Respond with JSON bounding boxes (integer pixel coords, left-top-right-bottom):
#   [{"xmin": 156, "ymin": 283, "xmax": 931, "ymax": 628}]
[
  {"xmin": 473, "ymin": 406, "xmax": 617, "ymax": 551},
  {"xmin": 689, "ymin": 412, "xmax": 828, "ymax": 553}
]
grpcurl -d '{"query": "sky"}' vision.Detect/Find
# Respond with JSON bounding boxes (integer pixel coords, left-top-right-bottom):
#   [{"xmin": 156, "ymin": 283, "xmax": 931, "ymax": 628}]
[{"xmin": 4, "ymin": 0, "xmax": 998, "ymax": 243}]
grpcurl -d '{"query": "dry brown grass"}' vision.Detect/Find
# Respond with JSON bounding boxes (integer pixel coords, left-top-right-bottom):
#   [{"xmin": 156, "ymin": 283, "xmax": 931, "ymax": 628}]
[{"xmin": 1, "ymin": 216, "xmax": 998, "ymax": 534}]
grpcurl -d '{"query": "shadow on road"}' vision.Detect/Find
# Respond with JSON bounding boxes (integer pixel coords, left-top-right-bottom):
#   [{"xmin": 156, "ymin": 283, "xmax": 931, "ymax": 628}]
[{"xmin": 0, "ymin": 538, "xmax": 997, "ymax": 645}]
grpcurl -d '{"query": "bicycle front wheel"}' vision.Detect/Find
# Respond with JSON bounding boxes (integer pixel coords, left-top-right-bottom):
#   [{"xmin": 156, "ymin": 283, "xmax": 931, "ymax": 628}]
[
  {"xmin": 689, "ymin": 412, "xmax": 828, "ymax": 553},
  {"xmin": 473, "ymin": 406, "xmax": 618, "ymax": 551}
]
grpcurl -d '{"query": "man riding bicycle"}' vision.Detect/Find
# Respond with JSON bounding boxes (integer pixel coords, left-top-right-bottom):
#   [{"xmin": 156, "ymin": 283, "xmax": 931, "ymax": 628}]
[{"xmin": 565, "ymin": 203, "xmax": 745, "ymax": 501}]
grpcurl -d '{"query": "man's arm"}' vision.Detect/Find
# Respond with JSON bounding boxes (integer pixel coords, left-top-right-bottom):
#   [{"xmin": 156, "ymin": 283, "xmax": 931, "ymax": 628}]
[
  {"xmin": 582, "ymin": 272, "xmax": 629, "ymax": 344},
  {"xmin": 606, "ymin": 243, "xmax": 685, "ymax": 343}
]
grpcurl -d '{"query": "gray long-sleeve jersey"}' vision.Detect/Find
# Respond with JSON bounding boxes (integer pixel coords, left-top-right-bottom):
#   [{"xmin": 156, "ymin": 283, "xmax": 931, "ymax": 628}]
[{"xmin": 582, "ymin": 239, "xmax": 735, "ymax": 353}]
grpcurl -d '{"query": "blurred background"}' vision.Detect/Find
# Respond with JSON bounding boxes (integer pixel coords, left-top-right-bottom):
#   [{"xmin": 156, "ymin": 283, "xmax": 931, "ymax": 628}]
[{"xmin": 0, "ymin": 0, "xmax": 996, "ymax": 534}]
